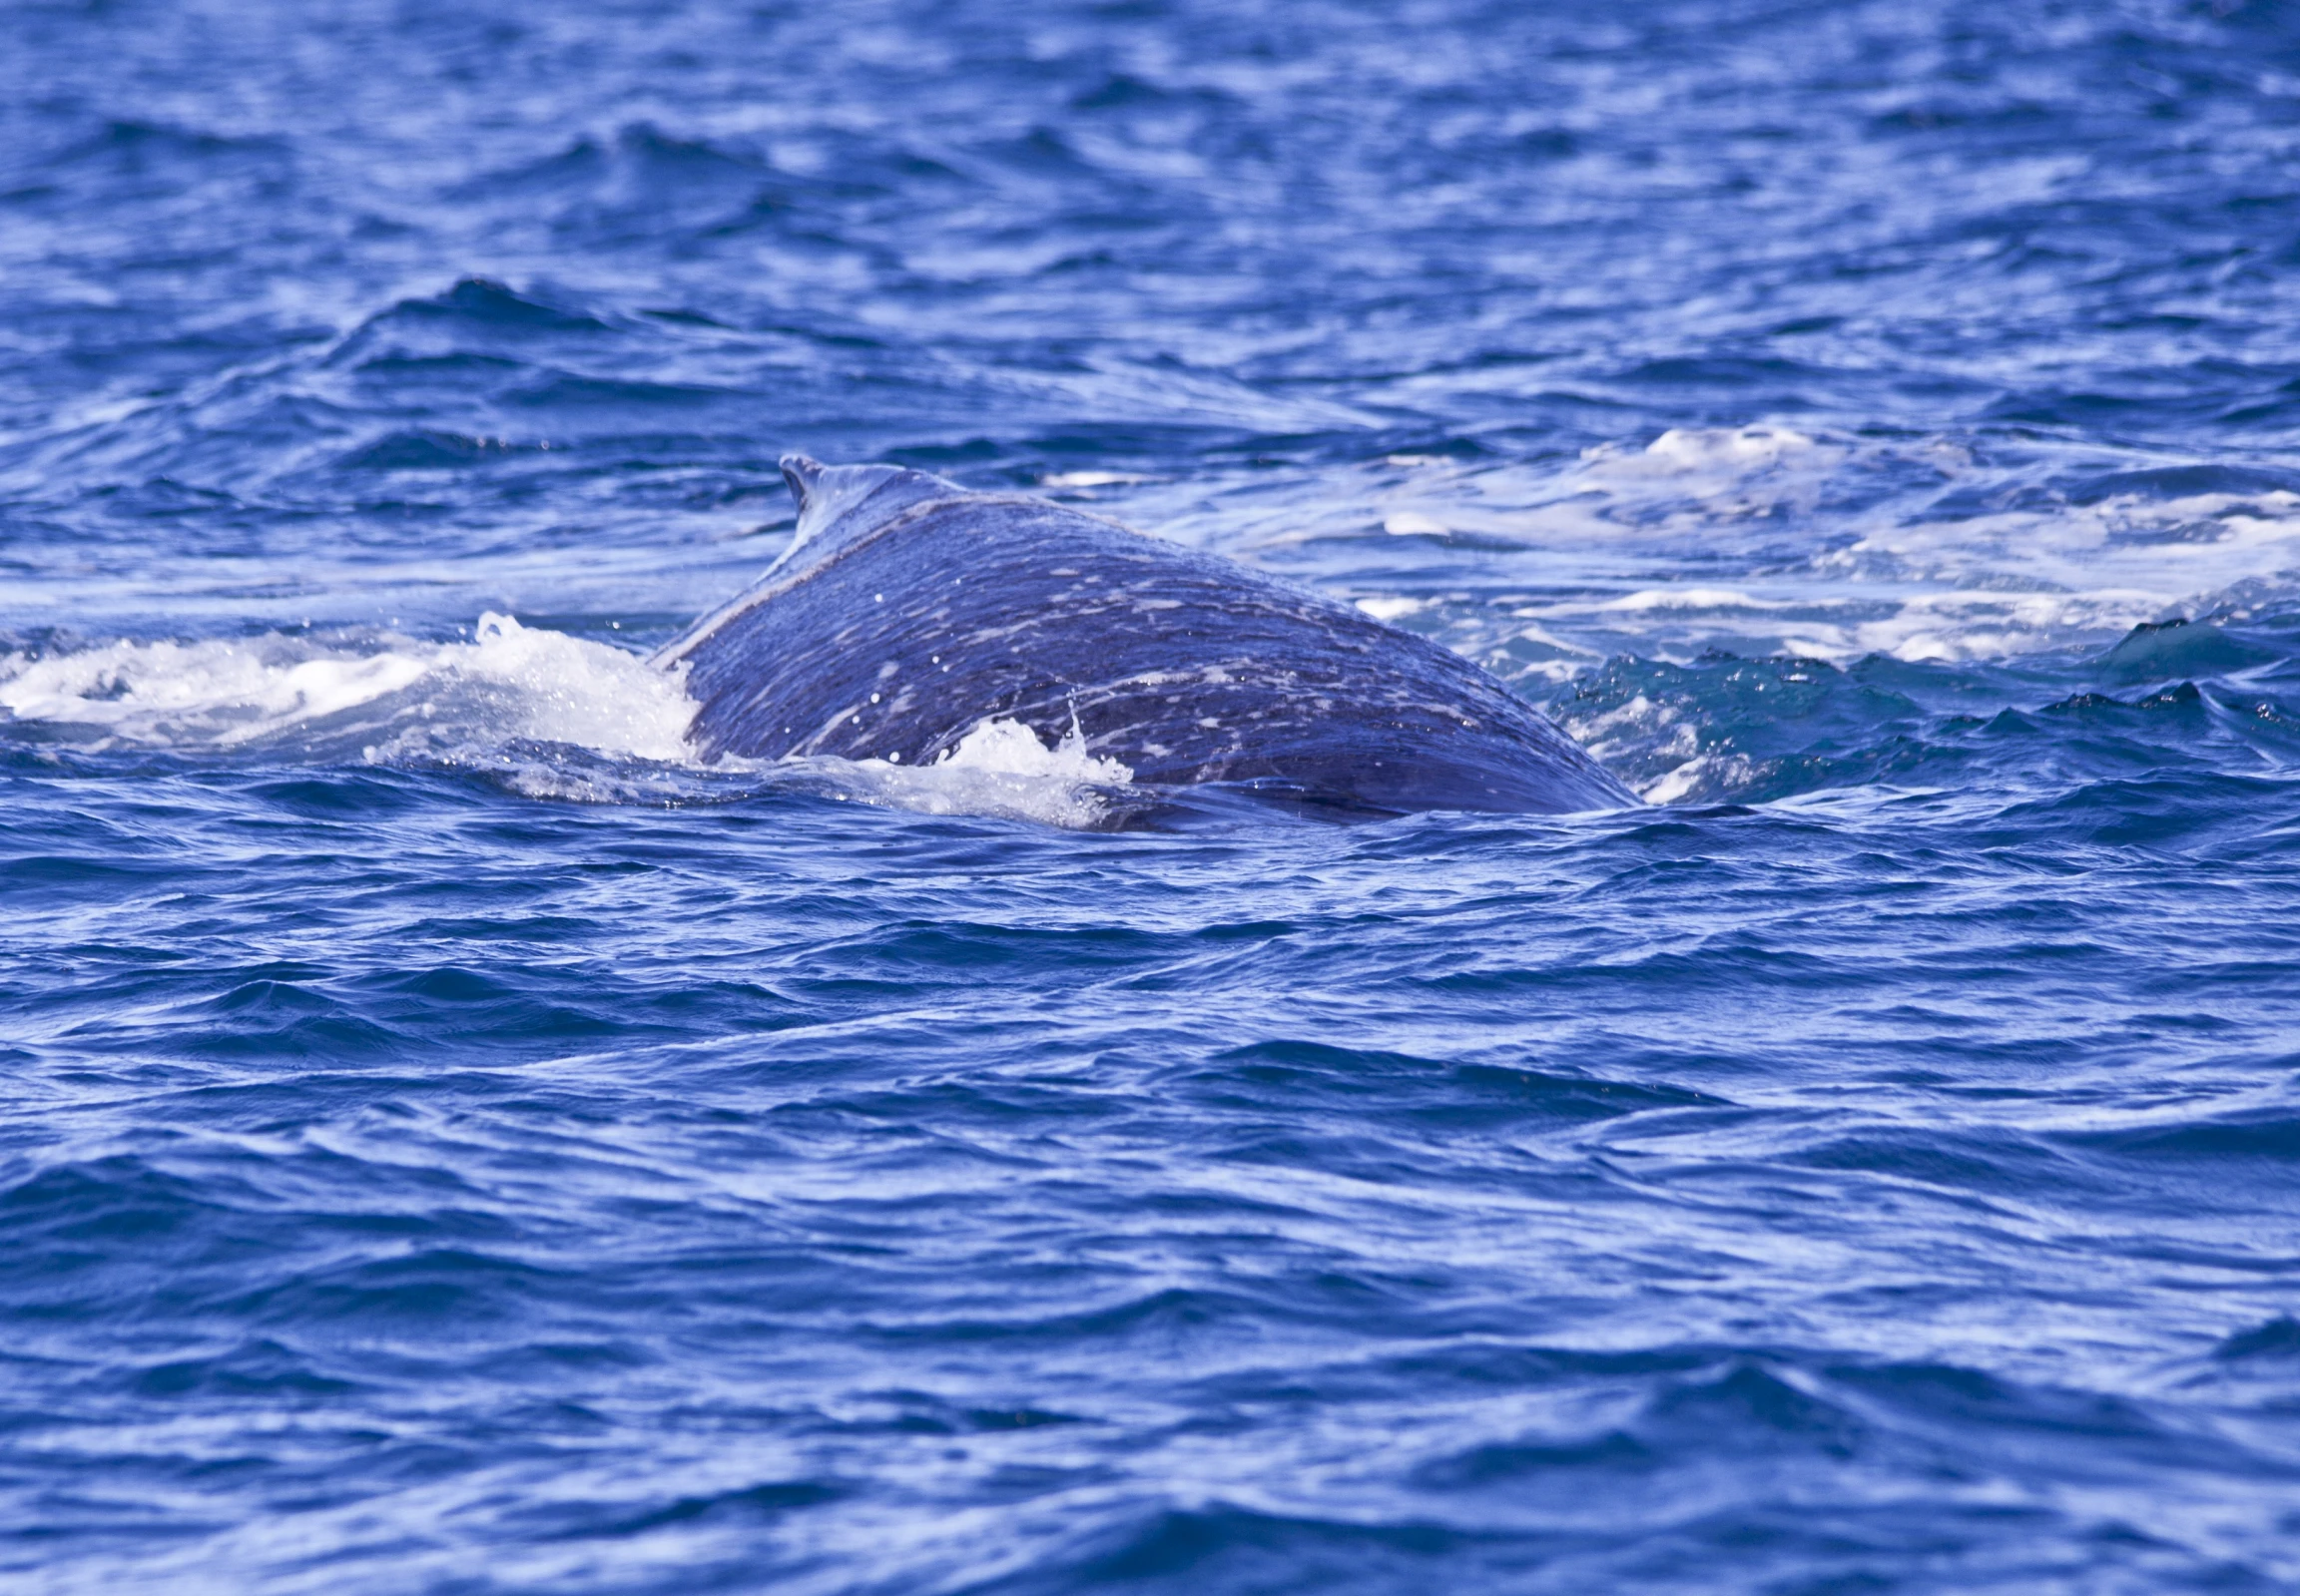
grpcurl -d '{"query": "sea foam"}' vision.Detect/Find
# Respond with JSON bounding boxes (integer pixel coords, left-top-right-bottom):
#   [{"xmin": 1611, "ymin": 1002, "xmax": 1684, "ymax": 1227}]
[{"xmin": 0, "ymin": 616, "xmax": 1139, "ymax": 827}]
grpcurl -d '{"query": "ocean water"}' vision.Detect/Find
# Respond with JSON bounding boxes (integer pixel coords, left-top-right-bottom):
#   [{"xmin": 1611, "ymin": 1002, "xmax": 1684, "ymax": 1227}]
[{"xmin": 5, "ymin": 0, "xmax": 2300, "ymax": 1589}]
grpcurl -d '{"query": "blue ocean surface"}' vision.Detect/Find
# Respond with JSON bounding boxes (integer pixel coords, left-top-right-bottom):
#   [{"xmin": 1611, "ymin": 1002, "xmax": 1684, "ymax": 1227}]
[{"xmin": 5, "ymin": 0, "xmax": 2300, "ymax": 1590}]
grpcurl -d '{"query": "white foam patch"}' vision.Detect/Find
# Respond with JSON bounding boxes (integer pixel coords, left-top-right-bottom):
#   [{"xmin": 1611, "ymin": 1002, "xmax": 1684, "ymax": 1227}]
[
  {"xmin": 1343, "ymin": 429, "xmax": 2300, "ymax": 670},
  {"xmin": 1382, "ymin": 511, "xmax": 1450, "ymax": 536},
  {"xmin": 829, "ymin": 717, "xmax": 1136, "ymax": 829},
  {"xmin": 0, "ymin": 622, "xmax": 1142, "ymax": 828},
  {"xmin": 1593, "ymin": 587, "xmax": 1789, "ymax": 613},
  {"xmin": 1356, "ymin": 595, "xmax": 1428, "ymax": 622},
  {"xmin": 1640, "ymin": 753, "xmax": 1756, "ymax": 805},
  {"xmin": 0, "ymin": 612, "xmax": 692, "ymax": 760},
  {"xmin": 1580, "ymin": 424, "xmax": 1840, "ymax": 483},
  {"xmin": 1041, "ymin": 470, "xmax": 1146, "ymax": 488}
]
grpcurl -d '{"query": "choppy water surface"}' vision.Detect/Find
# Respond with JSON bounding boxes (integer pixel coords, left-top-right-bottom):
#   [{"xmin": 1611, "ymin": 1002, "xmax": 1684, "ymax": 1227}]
[{"xmin": 6, "ymin": 1, "xmax": 2300, "ymax": 1590}]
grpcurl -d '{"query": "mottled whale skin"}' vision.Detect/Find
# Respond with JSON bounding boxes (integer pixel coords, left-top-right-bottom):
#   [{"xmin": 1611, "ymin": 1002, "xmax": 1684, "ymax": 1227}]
[{"xmin": 653, "ymin": 457, "xmax": 1638, "ymax": 815}]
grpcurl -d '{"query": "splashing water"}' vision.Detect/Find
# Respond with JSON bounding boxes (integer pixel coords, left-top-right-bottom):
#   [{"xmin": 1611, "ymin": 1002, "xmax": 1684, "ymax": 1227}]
[
  {"xmin": 1, "ymin": 617, "xmax": 1147, "ymax": 824},
  {"xmin": 835, "ymin": 716, "xmax": 1138, "ymax": 828},
  {"xmin": 0, "ymin": 614, "xmax": 691, "ymax": 760}
]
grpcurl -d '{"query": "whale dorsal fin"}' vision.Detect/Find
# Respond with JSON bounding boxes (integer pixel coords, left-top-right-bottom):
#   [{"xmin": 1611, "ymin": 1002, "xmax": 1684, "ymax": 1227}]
[
  {"xmin": 652, "ymin": 456, "xmax": 972, "ymax": 670},
  {"xmin": 773, "ymin": 454, "xmax": 964, "ymax": 573}
]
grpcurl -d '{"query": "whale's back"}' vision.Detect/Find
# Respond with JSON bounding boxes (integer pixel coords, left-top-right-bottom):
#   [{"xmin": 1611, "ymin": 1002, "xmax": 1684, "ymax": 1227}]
[{"xmin": 659, "ymin": 462, "xmax": 1635, "ymax": 815}]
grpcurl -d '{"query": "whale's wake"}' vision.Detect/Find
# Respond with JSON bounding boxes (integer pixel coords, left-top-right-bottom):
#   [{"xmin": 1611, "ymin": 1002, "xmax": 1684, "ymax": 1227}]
[
  {"xmin": 0, "ymin": 615, "xmax": 1143, "ymax": 826},
  {"xmin": 0, "ymin": 614, "xmax": 691, "ymax": 759}
]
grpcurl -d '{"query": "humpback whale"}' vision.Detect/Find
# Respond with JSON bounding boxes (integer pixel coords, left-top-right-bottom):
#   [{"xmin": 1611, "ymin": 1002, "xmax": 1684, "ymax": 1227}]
[{"xmin": 653, "ymin": 457, "xmax": 1637, "ymax": 816}]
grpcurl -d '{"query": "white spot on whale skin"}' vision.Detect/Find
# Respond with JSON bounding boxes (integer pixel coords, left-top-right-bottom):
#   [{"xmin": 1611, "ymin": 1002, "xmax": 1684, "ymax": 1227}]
[
  {"xmin": 870, "ymin": 693, "xmax": 881, "ymax": 704},
  {"xmin": 875, "ymin": 593, "xmax": 884, "ymax": 602}
]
